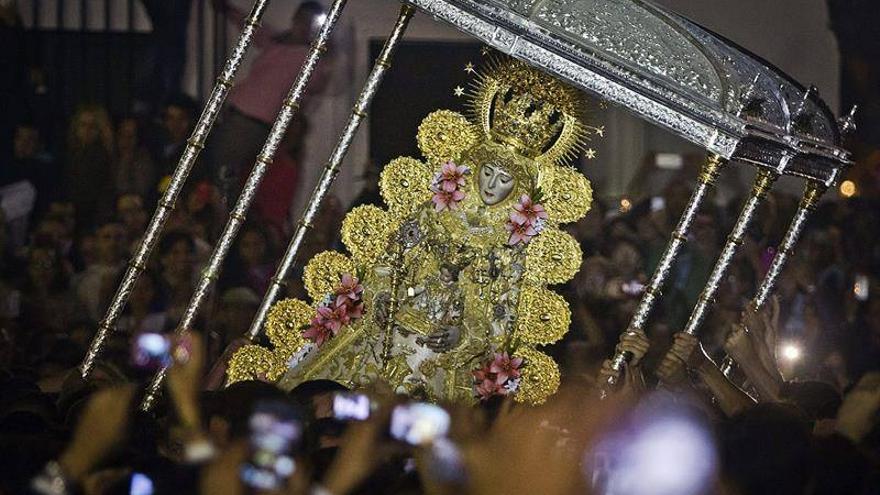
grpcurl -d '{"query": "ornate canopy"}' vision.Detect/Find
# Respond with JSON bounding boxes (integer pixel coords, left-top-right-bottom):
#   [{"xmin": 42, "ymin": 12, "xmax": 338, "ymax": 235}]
[{"xmin": 405, "ymin": 0, "xmax": 852, "ymax": 185}]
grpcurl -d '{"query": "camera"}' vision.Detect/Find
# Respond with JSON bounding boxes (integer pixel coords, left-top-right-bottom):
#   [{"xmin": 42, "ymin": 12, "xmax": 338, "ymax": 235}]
[{"xmin": 389, "ymin": 402, "xmax": 450, "ymax": 446}]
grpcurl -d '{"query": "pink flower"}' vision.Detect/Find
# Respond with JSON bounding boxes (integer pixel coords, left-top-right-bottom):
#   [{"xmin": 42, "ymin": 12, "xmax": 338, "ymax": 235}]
[
  {"xmin": 431, "ymin": 188, "xmax": 465, "ymax": 212},
  {"xmin": 316, "ymin": 304, "xmax": 350, "ymax": 334},
  {"xmin": 346, "ymin": 301, "xmax": 364, "ymax": 319},
  {"xmin": 303, "ymin": 322, "xmax": 333, "ymax": 346},
  {"xmin": 489, "ymin": 352, "xmax": 523, "ymax": 385},
  {"xmin": 439, "ymin": 161, "xmax": 469, "ymax": 188},
  {"xmin": 475, "ymin": 378, "xmax": 504, "ymax": 400},
  {"xmin": 473, "ymin": 367, "xmax": 491, "ymax": 383},
  {"xmin": 334, "ymin": 273, "xmax": 363, "ymax": 305},
  {"xmin": 506, "ymin": 220, "xmax": 538, "ymax": 245},
  {"xmin": 511, "ymin": 194, "xmax": 548, "ymax": 225}
]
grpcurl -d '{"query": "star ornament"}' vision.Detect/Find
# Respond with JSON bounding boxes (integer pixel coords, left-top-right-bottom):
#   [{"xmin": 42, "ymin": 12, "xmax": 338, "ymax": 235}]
[
  {"xmin": 585, "ymin": 148, "xmax": 597, "ymax": 159},
  {"xmin": 464, "ymin": 62, "xmax": 476, "ymax": 74},
  {"xmin": 453, "ymin": 86, "xmax": 465, "ymax": 97}
]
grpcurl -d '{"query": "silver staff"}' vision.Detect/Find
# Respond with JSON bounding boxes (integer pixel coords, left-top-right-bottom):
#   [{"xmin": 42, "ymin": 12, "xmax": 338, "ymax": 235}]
[
  {"xmin": 719, "ymin": 180, "xmax": 826, "ymax": 376},
  {"xmin": 79, "ymin": 0, "xmax": 271, "ymax": 378},
  {"xmin": 682, "ymin": 169, "xmax": 779, "ymax": 336},
  {"xmin": 245, "ymin": 4, "xmax": 415, "ymax": 349},
  {"xmin": 138, "ymin": 0, "xmax": 351, "ymax": 411},
  {"xmin": 603, "ymin": 154, "xmax": 726, "ymax": 389}
]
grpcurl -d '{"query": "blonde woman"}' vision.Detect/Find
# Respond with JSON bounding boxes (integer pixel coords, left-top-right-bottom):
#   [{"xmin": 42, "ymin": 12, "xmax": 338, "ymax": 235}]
[{"xmin": 64, "ymin": 104, "xmax": 115, "ymax": 232}]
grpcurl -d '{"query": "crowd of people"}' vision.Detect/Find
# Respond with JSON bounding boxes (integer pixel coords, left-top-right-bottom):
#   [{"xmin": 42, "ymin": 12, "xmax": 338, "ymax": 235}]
[{"xmin": 2, "ymin": 1, "xmax": 880, "ymax": 494}]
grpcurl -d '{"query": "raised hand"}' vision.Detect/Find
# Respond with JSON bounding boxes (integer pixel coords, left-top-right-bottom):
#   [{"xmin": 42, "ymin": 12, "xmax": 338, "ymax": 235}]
[
  {"xmin": 59, "ymin": 385, "xmax": 136, "ymax": 483},
  {"xmin": 657, "ymin": 332, "xmax": 702, "ymax": 385}
]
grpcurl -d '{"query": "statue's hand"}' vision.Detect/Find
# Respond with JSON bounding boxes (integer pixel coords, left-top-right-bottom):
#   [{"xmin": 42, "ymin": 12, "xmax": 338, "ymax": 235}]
[{"xmin": 420, "ymin": 325, "xmax": 461, "ymax": 353}]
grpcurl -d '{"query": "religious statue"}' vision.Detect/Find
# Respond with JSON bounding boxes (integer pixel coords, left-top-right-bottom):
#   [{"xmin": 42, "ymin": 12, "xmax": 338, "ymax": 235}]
[{"xmin": 228, "ymin": 57, "xmax": 599, "ymax": 405}]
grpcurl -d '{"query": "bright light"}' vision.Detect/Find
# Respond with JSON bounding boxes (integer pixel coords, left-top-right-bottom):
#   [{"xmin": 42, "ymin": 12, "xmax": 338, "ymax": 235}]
[
  {"xmin": 620, "ymin": 198, "xmax": 632, "ymax": 212},
  {"xmin": 781, "ymin": 342, "xmax": 802, "ymax": 362},
  {"xmin": 595, "ymin": 415, "xmax": 718, "ymax": 495},
  {"xmin": 840, "ymin": 180, "xmax": 857, "ymax": 198}
]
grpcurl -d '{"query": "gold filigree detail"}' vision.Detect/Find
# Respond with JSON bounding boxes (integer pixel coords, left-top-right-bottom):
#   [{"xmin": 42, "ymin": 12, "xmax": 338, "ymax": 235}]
[
  {"xmin": 516, "ymin": 287, "xmax": 571, "ymax": 345},
  {"xmin": 265, "ymin": 298, "xmax": 312, "ymax": 352},
  {"xmin": 379, "ymin": 157, "xmax": 433, "ymax": 218},
  {"xmin": 697, "ymin": 154, "xmax": 725, "ymax": 185},
  {"xmin": 524, "ymin": 228, "xmax": 583, "ymax": 285},
  {"xmin": 341, "ymin": 205, "xmax": 397, "ymax": 265},
  {"xmin": 227, "ymin": 345, "xmax": 285, "ymax": 384},
  {"xmin": 515, "ymin": 347, "xmax": 560, "ymax": 405},
  {"xmin": 417, "ymin": 110, "xmax": 479, "ymax": 164},
  {"xmin": 303, "ymin": 251, "xmax": 355, "ymax": 302},
  {"xmin": 542, "ymin": 165, "xmax": 594, "ymax": 224},
  {"xmin": 469, "ymin": 57, "xmax": 588, "ymax": 165}
]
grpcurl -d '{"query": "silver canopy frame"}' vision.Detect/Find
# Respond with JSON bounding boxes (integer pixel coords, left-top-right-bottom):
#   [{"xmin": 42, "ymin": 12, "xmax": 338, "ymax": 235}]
[{"xmin": 405, "ymin": 0, "xmax": 851, "ymax": 182}]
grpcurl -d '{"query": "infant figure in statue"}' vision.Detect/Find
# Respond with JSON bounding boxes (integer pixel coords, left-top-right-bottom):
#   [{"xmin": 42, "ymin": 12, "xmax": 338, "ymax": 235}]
[{"xmin": 229, "ymin": 57, "xmax": 599, "ymax": 405}]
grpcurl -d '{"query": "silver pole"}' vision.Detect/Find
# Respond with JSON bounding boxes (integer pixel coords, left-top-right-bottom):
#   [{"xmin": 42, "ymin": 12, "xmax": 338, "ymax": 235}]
[
  {"xmin": 720, "ymin": 180, "xmax": 825, "ymax": 376},
  {"xmin": 79, "ymin": 0, "xmax": 271, "ymax": 378},
  {"xmin": 245, "ymin": 5, "xmax": 415, "ymax": 345},
  {"xmin": 603, "ymin": 155, "xmax": 726, "ymax": 390},
  {"xmin": 138, "ymin": 0, "xmax": 351, "ymax": 411},
  {"xmin": 682, "ymin": 169, "xmax": 778, "ymax": 336}
]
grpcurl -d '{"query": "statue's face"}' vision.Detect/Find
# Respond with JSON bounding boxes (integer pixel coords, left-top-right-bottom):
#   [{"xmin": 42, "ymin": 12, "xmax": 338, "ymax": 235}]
[{"xmin": 478, "ymin": 163, "xmax": 515, "ymax": 206}]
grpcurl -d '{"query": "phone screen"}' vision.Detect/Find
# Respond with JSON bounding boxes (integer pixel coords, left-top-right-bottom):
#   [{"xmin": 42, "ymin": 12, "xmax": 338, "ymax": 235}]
[
  {"xmin": 131, "ymin": 333, "xmax": 172, "ymax": 370},
  {"xmin": 129, "ymin": 473, "xmax": 154, "ymax": 495},
  {"xmin": 240, "ymin": 401, "xmax": 302, "ymax": 491},
  {"xmin": 621, "ymin": 280, "xmax": 645, "ymax": 296},
  {"xmin": 333, "ymin": 392, "xmax": 373, "ymax": 421},
  {"xmin": 389, "ymin": 403, "xmax": 450, "ymax": 446},
  {"xmin": 854, "ymin": 274, "xmax": 870, "ymax": 302}
]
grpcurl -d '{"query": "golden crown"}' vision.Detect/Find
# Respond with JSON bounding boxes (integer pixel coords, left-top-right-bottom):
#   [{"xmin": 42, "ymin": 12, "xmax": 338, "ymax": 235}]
[{"xmin": 469, "ymin": 57, "xmax": 589, "ymax": 164}]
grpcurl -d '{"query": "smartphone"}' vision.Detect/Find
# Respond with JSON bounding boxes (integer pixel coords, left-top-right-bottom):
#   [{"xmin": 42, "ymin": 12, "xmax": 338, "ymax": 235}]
[
  {"xmin": 240, "ymin": 401, "xmax": 303, "ymax": 491},
  {"xmin": 621, "ymin": 280, "xmax": 645, "ymax": 296},
  {"xmin": 854, "ymin": 274, "xmax": 870, "ymax": 302},
  {"xmin": 333, "ymin": 392, "xmax": 373, "ymax": 421},
  {"xmin": 131, "ymin": 333, "xmax": 172, "ymax": 370},
  {"xmin": 585, "ymin": 407, "xmax": 717, "ymax": 495},
  {"xmin": 389, "ymin": 402, "xmax": 450, "ymax": 446},
  {"xmin": 650, "ymin": 196, "xmax": 666, "ymax": 213},
  {"xmin": 129, "ymin": 472, "xmax": 154, "ymax": 495}
]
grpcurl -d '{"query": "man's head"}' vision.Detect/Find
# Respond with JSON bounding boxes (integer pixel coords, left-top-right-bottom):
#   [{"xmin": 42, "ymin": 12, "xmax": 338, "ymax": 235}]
[
  {"xmin": 163, "ymin": 94, "xmax": 199, "ymax": 144},
  {"xmin": 13, "ymin": 123, "xmax": 40, "ymax": 160},
  {"xmin": 290, "ymin": 1, "xmax": 327, "ymax": 44},
  {"xmin": 94, "ymin": 222, "xmax": 126, "ymax": 264},
  {"xmin": 116, "ymin": 194, "xmax": 147, "ymax": 234}
]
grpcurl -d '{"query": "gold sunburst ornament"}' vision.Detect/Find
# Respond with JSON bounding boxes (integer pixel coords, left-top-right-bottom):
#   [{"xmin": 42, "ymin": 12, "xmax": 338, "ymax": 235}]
[{"xmin": 229, "ymin": 55, "xmax": 604, "ymax": 405}]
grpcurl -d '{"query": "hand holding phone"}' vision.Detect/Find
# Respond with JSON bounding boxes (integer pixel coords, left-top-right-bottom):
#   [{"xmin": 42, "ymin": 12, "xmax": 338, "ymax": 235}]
[
  {"xmin": 389, "ymin": 402, "xmax": 450, "ymax": 446},
  {"xmin": 240, "ymin": 401, "xmax": 303, "ymax": 491},
  {"xmin": 131, "ymin": 333, "xmax": 172, "ymax": 371}
]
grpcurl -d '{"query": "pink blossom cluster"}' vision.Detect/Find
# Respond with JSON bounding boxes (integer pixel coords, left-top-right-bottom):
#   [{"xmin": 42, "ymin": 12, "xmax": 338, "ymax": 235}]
[
  {"xmin": 473, "ymin": 351, "xmax": 524, "ymax": 401},
  {"xmin": 430, "ymin": 161, "xmax": 470, "ymax": 212},
  {"xmin": 304, "ymin": 273, "xmax": 364, "ymax": 347},
  {"xmin": 506, "ymin": 194, "xmax": 548, "ymax": 245}
]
